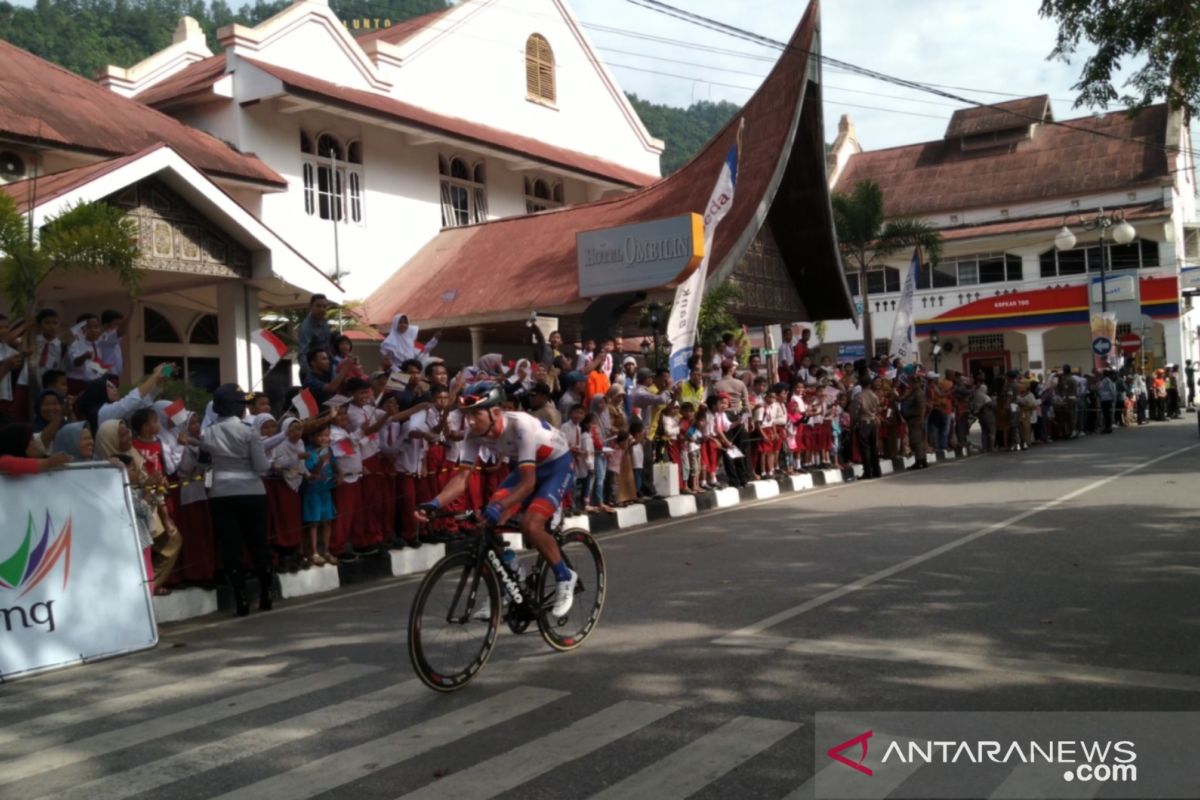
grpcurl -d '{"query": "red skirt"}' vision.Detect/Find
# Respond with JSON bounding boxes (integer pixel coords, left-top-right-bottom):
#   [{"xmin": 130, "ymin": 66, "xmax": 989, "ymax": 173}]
[
  {"xmin": 171, "ymin": 498, "xmax": 216, "ymax": 584},
  {"xmin": 814, "ymin": 422, "xmax": 833, "ymax": 452},
  {"xmin": 359, "ymin": 456, "xmax": 389, "ymax": 547},
  {"xmin": 701, "ymin": 441, "xmax": 719, "ymax": 473},
  {"xmin": 265, "ymin": 477, "xmax": 303, "ymax": 549},
  {"xmin": 396, "ymin": 473, "xmax": 418, "ymax": 543},
  {"xmin": 331, "ymin": 481, "xmax": 363, "ymax": 553}
]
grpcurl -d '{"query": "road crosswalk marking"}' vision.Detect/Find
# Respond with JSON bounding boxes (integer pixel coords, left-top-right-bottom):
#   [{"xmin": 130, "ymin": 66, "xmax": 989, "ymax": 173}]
[
  {"xmin": 395, "ymin": 700, "xmax": 677, "ymax": 800},
  {"xmin": 780, "ymin": 731, "xmax": 922, "ymax": 800},
  {"xmin": 38, "ymin": 679, "xmax": 431, "ymax": 800},
  {"xmin": 0, "ymin": 662, "xmax": 378, "ymax": 787},
  {"xmin": 0, "ymin": 660, "xmax": 292, "ymax": 755},
  {"xmin": 588, "ymin": 715, "xmax": 801, "ymax": 800},
  {"xmin": 213, "ymin": 686, "xmax": 568, "ymax": 800}
]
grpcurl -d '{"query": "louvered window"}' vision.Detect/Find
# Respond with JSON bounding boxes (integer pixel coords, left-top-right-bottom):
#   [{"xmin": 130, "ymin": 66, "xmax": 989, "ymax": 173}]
[{"xmin": 525, "ymin": 34, "xmax": 555, "ymax": 104}]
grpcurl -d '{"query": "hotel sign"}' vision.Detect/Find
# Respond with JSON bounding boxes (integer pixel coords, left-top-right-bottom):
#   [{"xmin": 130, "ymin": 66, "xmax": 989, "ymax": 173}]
[{"xmin": 577, "ymin": 213, "xmax": 704, "ymax": 297}]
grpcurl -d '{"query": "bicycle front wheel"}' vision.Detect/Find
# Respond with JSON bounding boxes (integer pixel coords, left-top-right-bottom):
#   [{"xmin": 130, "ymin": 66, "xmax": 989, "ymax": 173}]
[
  {"xmin": 537, "ymin": 528, "xmax": 606, "ymax": 652},
  {"xmin": 408, "ymin": 551, "xmax": 501, "ymax": 692}
]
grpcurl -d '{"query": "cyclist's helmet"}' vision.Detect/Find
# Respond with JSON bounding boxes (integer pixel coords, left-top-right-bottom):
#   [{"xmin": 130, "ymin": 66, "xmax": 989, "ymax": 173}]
[{"xmin": 458, "ymin": 380, "xmax": 506, "ymax": 411}]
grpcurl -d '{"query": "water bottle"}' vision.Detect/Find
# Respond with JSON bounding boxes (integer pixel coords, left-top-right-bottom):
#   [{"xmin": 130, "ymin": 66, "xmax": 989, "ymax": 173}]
[{"xmin": 500, "ymin": 549, "xmax": 526, "ymax": 582}]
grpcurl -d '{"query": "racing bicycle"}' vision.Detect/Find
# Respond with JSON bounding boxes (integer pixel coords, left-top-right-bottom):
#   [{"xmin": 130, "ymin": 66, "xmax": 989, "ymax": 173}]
[{"xmin": 407, "ymin": 510, "xmax": 606, "ymax": 692}]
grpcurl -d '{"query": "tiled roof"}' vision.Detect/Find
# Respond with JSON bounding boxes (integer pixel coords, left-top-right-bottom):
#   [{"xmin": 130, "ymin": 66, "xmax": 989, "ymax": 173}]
[
  {"xmin": 938, "ymin": 202, "xmax": 1167, "ymax": 243},
  {"xmin": 132, "ymin": 54, "xmax": 226, "ymax": 108},
  {"xmin": 354, "ymin": 6, "xmax": 455, "ymax": 47},
  {"xmin": 364, "ymin": 0, "xmax": 850, "ymax": 328},
  {"xmin": 0, "ymin": 149, "xmax": 150, "ymax": 213},
  {"xmin": 0, "ymin": 41, "xmax": 284, "ymax": 187},
  {"xmin": 834, "ymin": 102, "xmax": 1170, "ymax": 218},
  {"xmin": 943, "ymin": 95, "xmax": 1050, "ymax": 139},
  {"xmin": 241, "ymin": 57, "xmax": 659, "ymax": 188}
]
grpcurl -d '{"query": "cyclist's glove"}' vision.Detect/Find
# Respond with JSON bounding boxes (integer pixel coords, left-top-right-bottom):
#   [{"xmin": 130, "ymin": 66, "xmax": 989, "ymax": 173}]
[
  {"xmin": 482, "ymin": 502, "xmax": 504, "ymax": 526},
  {"xmin": 418, "ymin": 499, "xmax": 440, "ymax": 514}
]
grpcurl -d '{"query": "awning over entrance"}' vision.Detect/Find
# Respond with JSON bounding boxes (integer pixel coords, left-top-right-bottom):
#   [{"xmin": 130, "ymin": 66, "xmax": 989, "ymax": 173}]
[
  {"xmin": 364, "ymin": 0, "xmax": 852, "ymax": 331},
  {"xmin": 915, "ymin": 275, "xmax": 1180, "ymax": 335}
]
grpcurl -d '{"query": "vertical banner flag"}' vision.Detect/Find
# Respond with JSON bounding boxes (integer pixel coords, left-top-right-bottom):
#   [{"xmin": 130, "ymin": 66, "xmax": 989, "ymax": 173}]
[
  {"xmin": 1091, "ymin": 311, "xmax": 1117, "ymax": 371},
  {"xmin": 889, "ymin": 246, "xmax": 922, "ymax": 364},
  {"xmin": 251, "ymin": 328, "xmax": 289, "ymax": 367},
  {"xmin": 666, "ymin": 120, "xmax": 744, "ymax": 382}
]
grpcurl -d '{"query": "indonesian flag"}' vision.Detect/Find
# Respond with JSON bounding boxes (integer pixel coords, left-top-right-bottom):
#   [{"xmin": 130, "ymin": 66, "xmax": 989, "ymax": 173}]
[
  {"xmin": 83, "ymin": 358, "xmax": 115, "ymax": 379},
  {"xmin": 292, "ymin": 388, "xmax": 319, "ymax": 420},
  {"xmin": 251, "ymin": 328, "xmax": 289, "ymax": 367},
  {"xmin": 164, "ymin": 398, "xmax": 190, "ymax": 427},
  {"xmin": 333, "ymin": 438, "xmax": 355, "ymax": 457}
]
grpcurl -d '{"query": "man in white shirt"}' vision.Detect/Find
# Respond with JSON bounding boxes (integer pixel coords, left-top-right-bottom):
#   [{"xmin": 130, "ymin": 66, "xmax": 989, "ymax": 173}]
[
  {"xmin": 65, "ymin": 313, "xmax": 107, "ymax": 393},
  {"xmin": 0, "ymin": 314, "xmax": 25, "ymax": 418},
  {"xmin": 96, "ymin": 309, "xmax": 127, "ymax": 382}
]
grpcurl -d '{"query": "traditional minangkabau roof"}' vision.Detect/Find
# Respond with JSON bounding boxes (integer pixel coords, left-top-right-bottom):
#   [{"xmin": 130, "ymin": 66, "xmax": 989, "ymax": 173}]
[
  {"xmin": 0, "ymin": 41, "xmax": 284, "ymax": 188},
  {"xmin": 834, "ymin": 102, "xmax": 1170, "ymax": 218},
  {"xmin": 364, "ymin": 0, "xmax": 852, "ymax": 328}
]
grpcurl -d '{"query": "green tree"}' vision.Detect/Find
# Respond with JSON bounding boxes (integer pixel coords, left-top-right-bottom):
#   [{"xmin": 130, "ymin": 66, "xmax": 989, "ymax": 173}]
[
  {"xmin": 831, "ymin": 180, "xmax": 942, "ymax": 360},
  {"xmin": 626, "ymin": 93, "xmax": 741, "ymax": 175},
  {"xmin": 0, "ymin": 194, "xmax": 141, "ymax": 322},
  {"xmin": 1039, "ymin": 0, "xmax": 1200, "ymax": 112}
]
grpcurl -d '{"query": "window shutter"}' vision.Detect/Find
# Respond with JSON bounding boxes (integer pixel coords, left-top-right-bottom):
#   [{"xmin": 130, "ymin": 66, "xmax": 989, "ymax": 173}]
[{"xmin": 525, "ymin": 34, "xmax": 555, "ymax": 103}]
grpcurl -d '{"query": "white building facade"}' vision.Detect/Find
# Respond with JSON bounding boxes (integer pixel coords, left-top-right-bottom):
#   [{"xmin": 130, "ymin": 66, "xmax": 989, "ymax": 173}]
[
  {"xmin": 822, "ymin": 98, "xmax": 1199, "ymax": 382},
  {"xmin": 105, "ymin": 0, "xmax": 664, "ymax": 302}
]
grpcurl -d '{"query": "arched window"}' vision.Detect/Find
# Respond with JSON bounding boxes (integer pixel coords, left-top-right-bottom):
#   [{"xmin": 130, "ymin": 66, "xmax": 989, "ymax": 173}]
[
  {"xmin": 439, "ymin": 154, "xmax": 488, "ymax": 227},
  {"xmin": 143, "ymin": 307, "xmax": 181, "ymax": 344},
  {"xmin": 188, "ymin": 313, "xmax": 220, "ymax": 345},
  {"xmin": 525, "ymin": 33, "xmax": 555, "ymax": 104},
  {"xmin": 301, "ymin": 130, "xmax": 365, "ymax": 225},
  {"xmin": 524, "ymin": 175, "xmax": 564, "ymax": 213}
]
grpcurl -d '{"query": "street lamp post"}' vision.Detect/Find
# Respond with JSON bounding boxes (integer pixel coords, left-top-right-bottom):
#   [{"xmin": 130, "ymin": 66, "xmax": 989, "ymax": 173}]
[
  {"xmin": 929, "ymin": 327, "xmax": 941, "ymax": 374},
  {"xmin": 645, "ymin": 302, "xmax": 664, "ymax": 370},
  {"xmin": 1054, "ymin": 208, "xmax": 1137, "ymax": 313}
]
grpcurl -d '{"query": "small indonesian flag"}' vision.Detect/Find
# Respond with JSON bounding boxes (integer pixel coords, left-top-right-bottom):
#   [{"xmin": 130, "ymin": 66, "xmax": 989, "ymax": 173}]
[
  {"xmin": 326, "ymin": 394, "xmax": 351, "ymax": 408},
  {"xmin": 334, "ymin": 438, "xmax": 355, "ymax": 457},
  {"xmin": 83, "ymin": 359, "xmax": 115, "ymax": 379},
  {"xmin": 251, "ymin": 328, "xmax": 289, "ymax": 367},
  {"xmin": 165, "ymin": 398, "xmax": 190, "ymax": 427},
  {"xmin": 292, "ymin": 388, "xmax": 319, "ymax": 420}
]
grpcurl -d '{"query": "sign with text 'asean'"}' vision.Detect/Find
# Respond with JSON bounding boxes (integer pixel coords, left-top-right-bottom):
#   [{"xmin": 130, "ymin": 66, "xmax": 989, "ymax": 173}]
[
  {"xmin": 1, "ymin": 464, "xmax": 157, "ymax": 680},
  {"xmin": 576, "ymin": 213, "xmax": 704, "ymax": 297}
]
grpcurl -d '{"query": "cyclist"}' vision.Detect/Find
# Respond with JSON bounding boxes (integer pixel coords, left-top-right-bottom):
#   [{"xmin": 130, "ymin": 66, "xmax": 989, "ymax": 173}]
[{"xmin": 414, "ymin": 381, "xmax": 579, "ymax": 616}]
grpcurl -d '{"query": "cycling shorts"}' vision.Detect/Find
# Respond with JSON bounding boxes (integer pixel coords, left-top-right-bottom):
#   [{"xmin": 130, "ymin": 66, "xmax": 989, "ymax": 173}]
[{"xmin": 491, "ymin": 452, "xmax": 576, "ymax": 520}]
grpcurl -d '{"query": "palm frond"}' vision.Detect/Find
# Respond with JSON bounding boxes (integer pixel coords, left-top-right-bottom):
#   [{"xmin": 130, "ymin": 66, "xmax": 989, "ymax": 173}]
[{"xmin": 38, "ymin": 201, "xmax": 141, "ymax": 294}]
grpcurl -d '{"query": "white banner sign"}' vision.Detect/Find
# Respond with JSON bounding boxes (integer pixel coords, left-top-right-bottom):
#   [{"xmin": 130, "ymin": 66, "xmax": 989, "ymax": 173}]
[
  {"xmin": 1, "ymin": 464, "xmax": 157, "ymax": 680},
  {"xmin": 889, "ymin": 247, "xmax": 920, "ymax": 364}
]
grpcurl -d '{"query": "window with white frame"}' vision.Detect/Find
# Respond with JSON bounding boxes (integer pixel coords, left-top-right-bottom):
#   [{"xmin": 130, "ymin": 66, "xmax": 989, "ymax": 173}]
[
  {"xmin": 1038, "ymin": 239, "xmax": 1158, "ymax": 278},
  {"xmin": 300, "ymin": 130, "xmax": 364, "ymax": 224},
  {"xmin": 524, "ymin": 176, "xmax": 564, "ymax": 213},
  {"xmin": 916, "ymin": 253, "xmax": 1022, "ymax": 289},
  {"xmin": 845, "ymin": 266, "xmax": 901, "ymax": 296},
  {"xmin": 439, "ymin": 155, "xmax": 488, "ymax": 227},
  {"xmin": 1184, "ymin": 227, "xmax": 1200, "ymax": 264}
]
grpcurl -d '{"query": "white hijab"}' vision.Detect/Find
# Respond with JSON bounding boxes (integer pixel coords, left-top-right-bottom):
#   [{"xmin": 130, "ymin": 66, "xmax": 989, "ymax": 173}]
[{"xmin": 381, "ymin": 313, "xmax": 418, "ymax": 363}]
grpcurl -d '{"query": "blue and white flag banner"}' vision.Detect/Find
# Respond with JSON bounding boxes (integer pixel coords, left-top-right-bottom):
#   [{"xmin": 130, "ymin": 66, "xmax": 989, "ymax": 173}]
[{"xmin": 889, "ymin": 246, "xmax": 921, "ymax": 365}]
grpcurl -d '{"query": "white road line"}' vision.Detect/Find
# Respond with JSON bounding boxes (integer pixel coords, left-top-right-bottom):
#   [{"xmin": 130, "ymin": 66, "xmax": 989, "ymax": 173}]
[
  {"xmin": 395, "ymin": 700, "xmax": 676, "ymax": 800},
  {"xmin": 588, "ymin": 715, "xmax": 800, "ymax": 800},
  {"xmin": 2, "ymin": 647, "xmax": 235, "ymax": 711},
  {"xmin": 213, "ymin": 686, "xmax": 568, "ymax": 800},
  {"xmin": 40, "ymin": 680, "xmax": 430, "ymax": 800},
  {"xmin": 0, "ymin": 660, "xmax": 291, "ymax": 752},
  {"xmin": 781, "ymin": 730, "xmax": 923, "ymax": 800},
  {"xmin": 0, "ymin": 663, "xmax": 378, "ymax": 786},
  {"xmin": 717, "ymin": 442, "xmax": 1200, "ymax": 642},
  {"xmin": 717, "ymin": 635, "xmax": 1200, "ymax": 693}
]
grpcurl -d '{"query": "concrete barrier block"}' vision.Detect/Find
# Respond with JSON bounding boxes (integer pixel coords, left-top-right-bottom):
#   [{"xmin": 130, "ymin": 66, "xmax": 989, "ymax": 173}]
[
  {"xmin": 714, "ymin": 487, "xmax": 741, "ymax": 508},
  {"xmin": 152, "ymin": 587, "xmax": 217, "ymax": 623},
  {"xmin": 784, "ymin": 473, "xmax": 814, "ymax": 492},
  {"xmin": 903, "ymin": 456, "xmax": 916, "ymax": 468},
  {"xmin": 614, "ymin": 504, "xmax": 648, "ymax": 528},
  {"xmin": 879, "ymin": 460, "xmax": 894, "ymax": 475},
  {"xmin": 665, "ymin": 495, "xmax": 697, "ymax": 517},
  {"xmin": 563, "ymin": 515, "xmax": 590, "ymax": 532},
  {"xmin": 748, "ymin": 480, "xmax": 780, "ymax": 499},
  {"xmin": 278, "ymin": 564, "xmax": 341, "ymax": 599},
  {"xmin": 502, "ymin": 532, "xmax": 527, "ymax": 551},
  {"xmin": 813, "ymin": 469, "xmax": 843, "ymax": 486},
  {"xmin": 390, "ymin": 543, "xmax": 445, "ymax": 576}
]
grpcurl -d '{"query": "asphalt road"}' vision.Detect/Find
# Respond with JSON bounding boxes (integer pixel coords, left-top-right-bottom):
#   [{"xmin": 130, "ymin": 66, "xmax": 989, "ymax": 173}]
[{"xmin": 4, "ymin": 418, "xmax": 1198, "ymax": 800}]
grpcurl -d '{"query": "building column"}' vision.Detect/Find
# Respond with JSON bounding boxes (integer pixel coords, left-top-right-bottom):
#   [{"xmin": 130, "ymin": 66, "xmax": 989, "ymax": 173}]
[
  {"xmin": 216, "ymin": 282, "xmax": 262, "ymax": 389},
  {"xmin": 1163, "ymin": 316, "xmax": 1185, "ymax": 369},
  {"xmin": 127, "ymin": 298, "xmax": 144, "ymax": 383},
  {"xmin": 469, "ymin": 325, "xmax": 484, "ymax": 365},
  {"xmin": 1022, "ymin": 327, "xmax": 1050, "ymax": 376}
]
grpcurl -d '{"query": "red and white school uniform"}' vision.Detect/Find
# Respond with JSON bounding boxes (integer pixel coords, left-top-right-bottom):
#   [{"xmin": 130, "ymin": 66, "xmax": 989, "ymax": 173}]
[
  {"xmin": 330, "ymin": 425, "xmax": 364, "ymax": 554},
  {"xmin": 349, "ymin": 402, "xmax": 389, "ymax": 549}
]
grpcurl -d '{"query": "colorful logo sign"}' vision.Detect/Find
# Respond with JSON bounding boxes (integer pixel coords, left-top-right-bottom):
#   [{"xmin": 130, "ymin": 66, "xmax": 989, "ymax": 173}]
[
  {"xmin": 0, "ymin": 512, "xmax": 72, "ymax": 599},
  {"xmin": 828, "ymin": 730, "xmax": 874, "ymax": 776}
]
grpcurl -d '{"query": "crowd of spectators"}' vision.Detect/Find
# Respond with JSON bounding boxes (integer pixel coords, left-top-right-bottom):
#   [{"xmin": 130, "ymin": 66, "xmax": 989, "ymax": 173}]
[{"xmin": 1, "ymin": 294, "xmax": 1194, "ymax": 617}]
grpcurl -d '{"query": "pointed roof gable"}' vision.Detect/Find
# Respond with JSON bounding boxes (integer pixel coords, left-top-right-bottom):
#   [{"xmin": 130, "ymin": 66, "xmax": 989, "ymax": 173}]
[
  {"xmin": 0, "ymin": 40, "xmax": 283, "ymax": 187},
  {"xmin": 365, "ymin": 0, "xmax": 851, "ymax": 328}
]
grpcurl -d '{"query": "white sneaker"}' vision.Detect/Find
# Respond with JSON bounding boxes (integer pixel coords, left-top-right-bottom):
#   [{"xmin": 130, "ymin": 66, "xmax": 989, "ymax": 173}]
[
  {"xmin": 550, "ymin": 569, "xmax": 578, "ymax": 617},
  {"xmin": 471, "ymin": 597, "xmax": 492, "ymax": 621}
]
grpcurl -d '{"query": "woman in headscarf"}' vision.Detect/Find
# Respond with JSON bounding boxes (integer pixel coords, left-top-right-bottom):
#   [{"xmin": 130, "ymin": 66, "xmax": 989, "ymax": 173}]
[
  {"xmin": 30, "ymin": 389, "xmax": 66, "ymax": 456},
  {"xmin": 200, "ymin": 384, "xmax": 272, "ymax": 616},
  {"xmin": 75, "ymin": 363, "xmax": 170, "ymax": 436},
  {"xmin": 173, "ymin": 411, "xmax": 216, "ymax": 585},
  {"xmin": 52, "ymin": 421, "xmax": 93, "ymax": 460},
  {"xmin": 380, "ymin": 313, "xmax": 438, "ymax": 367},
  {"xmin": 264, "ymin": 413, "xmax": 306, "ymax": 569}
]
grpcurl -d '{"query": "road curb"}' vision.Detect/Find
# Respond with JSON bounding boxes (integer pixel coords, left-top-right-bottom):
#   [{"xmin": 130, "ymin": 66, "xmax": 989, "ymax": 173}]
[{"xmin": 155, "ymin": 450, "xmax": 975, "ymax": 625}]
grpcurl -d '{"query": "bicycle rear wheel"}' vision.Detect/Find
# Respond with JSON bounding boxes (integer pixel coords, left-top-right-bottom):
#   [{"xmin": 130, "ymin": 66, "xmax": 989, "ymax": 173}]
[
  {"xmin": 537, "ymin": 528, "xmax": 606, "ymax": 652},
  {"xmin": 408, "ymin": 551, "xmax": 501, "ymax": 692}
]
